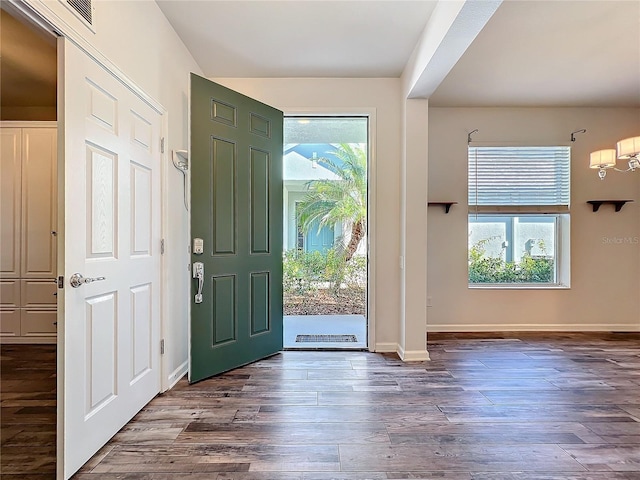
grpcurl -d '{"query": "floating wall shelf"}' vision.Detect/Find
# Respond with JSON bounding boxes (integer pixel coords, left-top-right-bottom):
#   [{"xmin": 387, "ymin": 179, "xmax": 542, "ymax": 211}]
[
  {"xmin": 586, "ymin": 200, "xmax": 634, "ymax": 212},
  {"xmin": 428, "ymin": 202, "xmax": 458, "ymax": 214}
]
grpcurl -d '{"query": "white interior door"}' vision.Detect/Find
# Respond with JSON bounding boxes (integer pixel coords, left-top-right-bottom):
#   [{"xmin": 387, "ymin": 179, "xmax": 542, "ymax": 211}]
[{"xmin": 59, "ymin": 38, "xmax": 162, "ymax": 478}]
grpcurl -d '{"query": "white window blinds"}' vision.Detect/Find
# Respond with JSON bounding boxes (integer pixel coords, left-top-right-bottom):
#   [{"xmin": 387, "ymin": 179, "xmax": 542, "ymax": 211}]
[{"xmin": 468, "ymin": 146, "xmax": 570, "ymax": 209}]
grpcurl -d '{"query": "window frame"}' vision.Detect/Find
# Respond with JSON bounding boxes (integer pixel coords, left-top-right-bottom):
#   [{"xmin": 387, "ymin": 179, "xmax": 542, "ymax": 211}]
[
  {"xmin": 467, "ymin": 145, "xmax": 571, "ymax": 289},
  {"xmin": 468, "ymin": 213, "xmax": 570, "ymax": 288}
]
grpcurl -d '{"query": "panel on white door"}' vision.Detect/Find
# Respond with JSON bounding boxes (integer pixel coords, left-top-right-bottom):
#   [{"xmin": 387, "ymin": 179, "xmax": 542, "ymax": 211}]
[
  {"xmin": 86, "ymin": 144, "xmax": 117, "ymax": 259},
  {"xmin": 131, "ymin": 283, "xmax": 152, "ymax": 382},
  {"xmin": 131, "ymin": 162, "xmax": 152, "ymax": 256},
  {"xmin": 85, "ymin": 292, "xmax": 117, "ymax": 415},
  {"xmin": 88, "ymin": 80, "xmax": 118, "ymax": 133},
  {"xmin": 1, "ymin": 129, "xmax": 21, "ymax": 277},
  {"xmin": 131, "ymin": 110, "xmax": 152, "ymax": 151}
]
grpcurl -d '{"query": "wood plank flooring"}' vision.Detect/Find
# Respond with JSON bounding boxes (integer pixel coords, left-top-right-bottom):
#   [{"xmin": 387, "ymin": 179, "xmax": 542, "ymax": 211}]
[
  {"xmin": 3, "ymin": 333, "xmax": 640, "ymax": 479},
  {"xmin": 0, "ymin": 344, "xmax": 56, "ymax": 479}
]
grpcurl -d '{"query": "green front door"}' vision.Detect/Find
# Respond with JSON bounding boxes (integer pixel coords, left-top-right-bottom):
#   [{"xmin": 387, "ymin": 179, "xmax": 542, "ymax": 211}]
[{"xmin": 190, "ymin": 74, "xmax": 283, "ymax": 383}]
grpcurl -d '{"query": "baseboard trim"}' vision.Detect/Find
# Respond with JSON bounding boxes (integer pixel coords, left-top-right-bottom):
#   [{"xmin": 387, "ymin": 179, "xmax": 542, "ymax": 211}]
[
  {"xmin": 374, "ymin": 342, "xmax": 398, "ymax": 353},
  {"xmin": 0, "ymin": 336, "xmax": 56, "ymax": 344},
  {"xmin": 397, "ymin": 344, "xmax": 430, "ymax": 362},
  {"xmin": 164, "ymin": 360, "xmax": 188, "ymax": 392},
  {"xmin": 426, "ymin": 323, "xmax": 640, "ymax": 332}
]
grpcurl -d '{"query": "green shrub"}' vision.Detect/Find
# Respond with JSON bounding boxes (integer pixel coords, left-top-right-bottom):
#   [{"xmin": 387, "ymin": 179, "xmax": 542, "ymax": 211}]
[
  {"xmin": 343, "ymin": 255, "xmax": 367, "ymax": 289},
  {"xmin": 283, "ymin": 248, "xmax": 367, "ymax": 296},
  {"xmin": 283, "ymin": 249, "xmax": 322, "ymax": 295},
  {"xmin": 468, "ymin": 238, "xmax": 554, "ymax": 283}
]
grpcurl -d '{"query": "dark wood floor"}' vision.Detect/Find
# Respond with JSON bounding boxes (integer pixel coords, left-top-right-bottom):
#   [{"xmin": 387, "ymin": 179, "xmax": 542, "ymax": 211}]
[
  {"xmin": 0, "ymin": 344, "xmax": 56, "ymax": 479},
  {"xmin": 3, "ymin": 333, "xmax": 640, "ymax": 479}
]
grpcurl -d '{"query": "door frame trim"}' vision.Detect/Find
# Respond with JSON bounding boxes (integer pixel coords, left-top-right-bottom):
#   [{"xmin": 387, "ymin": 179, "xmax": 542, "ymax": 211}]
[{"xmin": 282, "ymin": 108, "xmax": 377, "ymax": 351}]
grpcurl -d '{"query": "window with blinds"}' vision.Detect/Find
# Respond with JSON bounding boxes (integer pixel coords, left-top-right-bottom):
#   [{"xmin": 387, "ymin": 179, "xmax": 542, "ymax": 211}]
[
  {"xmin": 468, "ymin": 146, "xmax": 570, "ymax": 210},
  {"xmin": 467, "ymin": 145, "xmax": 571, "ymax": 287}
]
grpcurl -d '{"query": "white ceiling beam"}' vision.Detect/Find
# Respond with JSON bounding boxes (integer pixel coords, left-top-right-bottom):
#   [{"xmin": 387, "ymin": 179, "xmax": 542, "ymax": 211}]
[{"xmin": 402, "ymin": 0, "xmax": 502, "ymax": 99}]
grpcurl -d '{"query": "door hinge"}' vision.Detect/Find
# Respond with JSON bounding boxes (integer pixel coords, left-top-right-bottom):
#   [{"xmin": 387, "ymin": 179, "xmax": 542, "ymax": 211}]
[
  {"xmin": 161, "ymin": 137, "xmax": 165, "ymax": 154},
  {"xmin": 160, "ymin": 339, "xmax": 165, "ymax": 355},
  {"xmin": 57, "ymin": 275, "xmax": 64, "ymax": 288},
  {"xmin": 161, "ymin": 239, "xmax": 165, "ymax": 254}
]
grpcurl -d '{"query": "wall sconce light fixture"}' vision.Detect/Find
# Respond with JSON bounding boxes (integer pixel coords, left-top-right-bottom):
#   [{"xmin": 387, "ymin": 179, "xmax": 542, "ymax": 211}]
[{"xmin": 590, "ymin": 136, "xmax": 640, "ymax": 179}]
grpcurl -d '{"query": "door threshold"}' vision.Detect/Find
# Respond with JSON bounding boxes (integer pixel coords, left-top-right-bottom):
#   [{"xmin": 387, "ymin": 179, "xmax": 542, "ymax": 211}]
[{"xmin": 283, "ymin": 347, "xmax": 368, "ymax": 352}]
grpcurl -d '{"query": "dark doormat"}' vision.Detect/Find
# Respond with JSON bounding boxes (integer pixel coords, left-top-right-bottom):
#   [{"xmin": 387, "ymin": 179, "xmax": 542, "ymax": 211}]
[{"xmin": 295, "ymin": 334, "xmax": 357, "ymax": 343}]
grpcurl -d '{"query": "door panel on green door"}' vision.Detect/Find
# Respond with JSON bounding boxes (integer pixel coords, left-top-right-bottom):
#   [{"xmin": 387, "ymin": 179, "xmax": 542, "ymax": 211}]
[
  {"xmin": 250, "ymin": 272, "xmax": 270, "ymax": 335},
  {"xmin": 190, "ymin": 73, "xmax": 283, "ymax": 383},
  {"xmin": 212, "ymin": 137, "xmax": 236, "ymax": 255},
  {"xmin": 250, "ymin": 148, "xmax": 270, "ymax": 254},
  {"xmin": 212, "ymin": 275, "xmax": 236, "ymax": 345}
]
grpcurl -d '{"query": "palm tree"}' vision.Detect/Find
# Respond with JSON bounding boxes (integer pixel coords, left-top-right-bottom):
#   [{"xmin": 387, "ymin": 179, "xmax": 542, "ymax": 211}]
[{"xmin": 297, "ymin": 143, "xmax": 367, "ymax": 262}]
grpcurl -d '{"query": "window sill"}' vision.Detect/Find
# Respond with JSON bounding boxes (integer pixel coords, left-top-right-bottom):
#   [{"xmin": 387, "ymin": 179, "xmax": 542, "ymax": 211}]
[{"xmin": 468, "ymin": 283, "xmax": 570, "ymax": 290}]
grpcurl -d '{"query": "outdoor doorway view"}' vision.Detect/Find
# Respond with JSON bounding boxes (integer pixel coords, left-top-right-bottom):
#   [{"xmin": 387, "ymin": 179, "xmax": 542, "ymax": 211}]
[{"xmin": 282, "ymin": 116, "xmax": 368, "ymax": 349}]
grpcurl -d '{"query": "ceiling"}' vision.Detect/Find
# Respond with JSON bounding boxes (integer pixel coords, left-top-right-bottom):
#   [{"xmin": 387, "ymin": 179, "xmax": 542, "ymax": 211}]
[
  {"xmin": 1, "ymin": 1, "xmax": 637, "ymax": 110},
  {"xmin": 430, "ymin": 0, "xmax": 640, "ymax": 107},
  {"xmin": 158, "ymin": 0, "xmax": 640, "ymax": 107},
  {"xmin": 156, "ymin": 0, "xmax": 439, "ymax": 78}
]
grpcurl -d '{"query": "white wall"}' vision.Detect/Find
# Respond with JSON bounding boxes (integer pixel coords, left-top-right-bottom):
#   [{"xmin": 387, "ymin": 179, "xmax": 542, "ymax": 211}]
[
  {"xmin": 427, "ymin": 107, "xmax": 640, "ymax": 331},
  {"xmin": 212, "ymin": 78, "xmax": 402, "ymax": 349},
  {"xmin": 29, "ymin": 0, "xmax": 201, "ymax": 386},
  {"xmin": 398, "ymin": 98, "xmax": 430, "ymax": 360}
]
